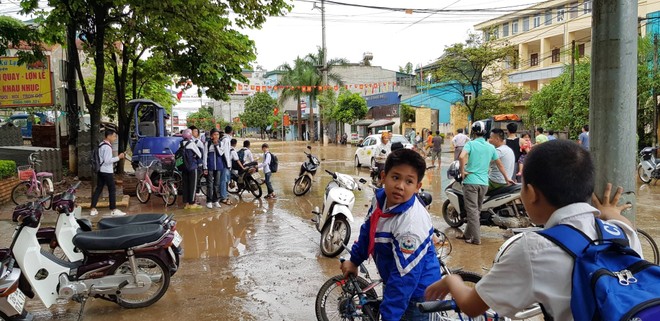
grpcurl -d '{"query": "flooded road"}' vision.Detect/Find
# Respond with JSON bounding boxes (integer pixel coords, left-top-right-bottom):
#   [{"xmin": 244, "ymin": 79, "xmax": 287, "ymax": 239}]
[{"xmin": 1, "ymin": 141, "xmax": 658, "ymax": 320}]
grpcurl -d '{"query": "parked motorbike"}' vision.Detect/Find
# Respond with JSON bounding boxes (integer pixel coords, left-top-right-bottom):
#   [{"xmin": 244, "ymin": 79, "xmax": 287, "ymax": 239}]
[
  {"xmin": 340, "ymin": 133, "xmax": 347, "ymax": 145},
  {"xmin": 638, "ymin": 146, "xmax": 660, "ymax": 183},
  {"xmin": 293, "ymin": 146, "xmax": 320, "ymax": 196},
  {"xmin": 0, "ymin": 249, "xmax": 30, "ymax": 320},
  {"xmin": 2, "ymin": 195, "xmax": 178, "ymax": 318},
  {"xmin": 442, "ymin": 161, "xmax": 532, "ymax": 230},
  {"xmin": 312, "ymin": 170, "xmax": 367, "ymax": 257},
  {"xmin": 228, "ymin": 161, "xmax": 262, "ymax": 198}
]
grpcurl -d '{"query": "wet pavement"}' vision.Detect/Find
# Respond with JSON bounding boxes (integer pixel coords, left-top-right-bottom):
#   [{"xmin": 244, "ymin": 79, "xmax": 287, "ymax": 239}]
[{"xmin": 0, "ymin": 141, "xmax": 658, "ymax": 320}]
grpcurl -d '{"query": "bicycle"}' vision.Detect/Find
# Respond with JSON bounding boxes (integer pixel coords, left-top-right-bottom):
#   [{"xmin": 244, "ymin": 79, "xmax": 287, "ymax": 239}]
[
  {"xmin": 12, "ymin": 153, "xmax": 54, "ymax": 207},
  {"xmin": 135, "ymin": 159, "xmax": 178, "ymax": 206},
  {"xmin": 315, "ymin": 230, "xmax": 483, "ymax": 321}
]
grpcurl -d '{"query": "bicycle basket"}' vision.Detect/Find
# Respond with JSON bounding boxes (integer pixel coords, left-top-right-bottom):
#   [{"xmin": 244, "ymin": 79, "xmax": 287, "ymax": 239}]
[
  {"xmin": 17, "ymin": 165, "xmax": 34, "ymax": 181},
  {"xmin": 135, "ymin": 167, "xmax": 148, "ymax": 180}
]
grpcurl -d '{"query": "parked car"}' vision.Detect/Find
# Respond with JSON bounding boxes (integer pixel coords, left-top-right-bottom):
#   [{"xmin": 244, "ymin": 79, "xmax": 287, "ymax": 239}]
[{"xmin": 354, "ymin": 133, "xmax": 413, "ymax": 168}]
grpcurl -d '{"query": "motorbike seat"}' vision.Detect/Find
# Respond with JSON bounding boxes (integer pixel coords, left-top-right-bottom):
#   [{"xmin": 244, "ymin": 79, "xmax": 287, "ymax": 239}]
[
  {"xmin": 485, "ymin": 184, "xmax": 521, "ymax": 197},
  {"xmin": 72, "ymin": 224, "xmax": 165, "ymax": 251},
  {"xmin": 97, "ymin": 213, "xmax": 167, "ymax": 230}
]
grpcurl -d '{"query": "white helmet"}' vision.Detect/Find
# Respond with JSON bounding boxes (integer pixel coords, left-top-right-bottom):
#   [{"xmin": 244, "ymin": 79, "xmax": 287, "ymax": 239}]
[{"xmin": 471, "ymin": 121, "xmax": 487, "ymax": 136}]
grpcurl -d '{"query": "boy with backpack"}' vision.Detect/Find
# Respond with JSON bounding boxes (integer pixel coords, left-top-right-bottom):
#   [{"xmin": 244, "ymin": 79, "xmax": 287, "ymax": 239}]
[
  {"xmin": 424, "ymin": 140, "xmax": 652, "ymax": 321},
  {"xmin": 238, "ymin": 140, "xmax": 254, "ymax": 164},
  {"xmin": 180, "ymin": 129, "xmax": 202, "ymax": 210},
  {"xmin": 341, "ymin": 148, "xmax": 440, "ymax": 321},
  {"xmin": 257, "ymin": 143, "xmax": 277, "ymax": 199},
  {"xmin": 202, "ymin": 128, "xmax": 223, "ymax": 209},
  {"xmin": 230, "ymin": 138, "xmax": 246, "ymax": 182},
  {"xmin": 90, "ymin": 129, "xmax": 126, "ymax": 217}
]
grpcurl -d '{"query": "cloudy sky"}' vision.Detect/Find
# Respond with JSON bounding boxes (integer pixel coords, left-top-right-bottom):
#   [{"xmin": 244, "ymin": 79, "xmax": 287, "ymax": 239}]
[{"xmin": 1, "ymin": 0, "xmax": 541, "ymax": 72}]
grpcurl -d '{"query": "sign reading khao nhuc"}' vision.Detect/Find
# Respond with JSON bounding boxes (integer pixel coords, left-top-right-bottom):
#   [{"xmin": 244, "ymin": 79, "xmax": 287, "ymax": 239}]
[{"xmin": 0, "ymin": 56, "xmax": 53, "ymax": 108}]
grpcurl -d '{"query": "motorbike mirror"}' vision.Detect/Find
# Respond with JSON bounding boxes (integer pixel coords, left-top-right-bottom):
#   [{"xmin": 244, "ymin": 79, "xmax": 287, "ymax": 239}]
[
  {"xmin": 380, "ymin": 150, "xmax": 387, "ymax": 154},
  {"xmin": 307, "ymin": 145, "xmax": 311, "ymax": 150},
  {"xmin": 359, "ymin": 178, "xmax": 367, "ymax": 184}
]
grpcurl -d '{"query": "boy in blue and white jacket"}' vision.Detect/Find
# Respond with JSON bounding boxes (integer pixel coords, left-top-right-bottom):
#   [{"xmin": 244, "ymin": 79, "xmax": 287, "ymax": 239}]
[{"xmin": 341, "ymin": 148, "xmax": 440, "ymax": 321}]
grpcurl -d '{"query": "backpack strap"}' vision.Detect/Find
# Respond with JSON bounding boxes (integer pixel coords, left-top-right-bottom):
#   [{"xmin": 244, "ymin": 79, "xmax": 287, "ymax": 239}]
[{"xmin": 537, "ymin": 218, "xmax": 629, "ymax": 258}]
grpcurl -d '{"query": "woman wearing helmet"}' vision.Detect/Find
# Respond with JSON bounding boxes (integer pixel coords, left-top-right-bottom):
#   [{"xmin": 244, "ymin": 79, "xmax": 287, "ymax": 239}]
[{"xmin": 181, "ymin": 129, "xmax": 203, "ymax": 209}]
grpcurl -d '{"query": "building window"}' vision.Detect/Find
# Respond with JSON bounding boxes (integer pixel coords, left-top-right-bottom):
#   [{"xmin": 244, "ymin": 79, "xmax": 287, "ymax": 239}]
[
  {"xmin": 464, "ymin": 92, "xmax": 473, "ymax": 105},
  {"xmin": 578, "ymin": 43, "xmax": 585, "ymax": 57},
  {"xmin": 512, "ymin": 20, "xmax": 519, "ymax": 34},
  {"xmin": 503, "ymin": 22, "xmax": 509, "ymax": 37},
  {"xmin": 533, "ymin": 14, "xmax": 541, "ymax": 28},
  {"xmin": 570, "ymin": 2, "xmax": 579, "ymax": 19},
  {"xmin": 552, "ymin": 49, "xmax": 561, "ymax": 63},
  {"xmin": 492, "ymin": 26, "xmax": 499, "ymax": 39},
  {"xmin": 531, "ymin": 53, "xmax": 539, "ymax": 66},
  {"xmin": 584, "ymin": 0, "xmax": 592, "ymax": 14},
  {"xmin": 523, "ymin": 16, "xmax": 530, "ymax": 31},
  {"xmin": 545, "ymin": 9, "xmax": 553, "ymax": 25},
  {"xmin": 557, "ymin": 6, "xmax": 565, "ymax": 22}
]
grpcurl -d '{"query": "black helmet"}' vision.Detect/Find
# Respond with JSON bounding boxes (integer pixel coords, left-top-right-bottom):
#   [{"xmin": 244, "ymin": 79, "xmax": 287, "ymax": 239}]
[
  {"xmin": 391, "ymin": 142, "xmax": 404, "ymax": 151},
  {"xmin": 471, "ymin": 121, "xmax": 487, "ymax": 136}
]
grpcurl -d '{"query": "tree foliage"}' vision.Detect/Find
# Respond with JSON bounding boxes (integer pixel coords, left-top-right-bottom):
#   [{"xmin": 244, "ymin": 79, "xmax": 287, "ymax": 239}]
[
  {"xmin": 318, "ymin": 89, "xmax": 337, "ymax": 124},
  {"xmin": 469, "ymin": 85, "xmax": 527, "ymax": 121},
  {"xmin": 398, "ymin": 62, "xmax": 413, "ymax": 74},
  {"xmin": 333, "ymin": 90, "xmax": 367, "ymax": 125},
  {"xmin": 400, "ymin": 103, "xmax": 415, "ymax": 122},
  {"xmin": 240, "ymin": 92, "xmax": 277, "ymax": 137},
  {"xmin": 0, "ymin": 16, "xmax": 50, "ymax": 64},
  {"xmin": 432, "ymin": 33, "xmax": 513, "ymax": 121},
  {"xmin": 186, "ymin": 107, "xmax": 216, "ymax": 131}
]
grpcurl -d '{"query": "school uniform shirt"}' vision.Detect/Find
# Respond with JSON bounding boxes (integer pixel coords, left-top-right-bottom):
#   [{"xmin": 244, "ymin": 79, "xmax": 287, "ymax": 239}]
[
  {"xmin": 192, "ymin": 137, "xmax": 205, "ymax": 166},
  {"xmin": 184, "ymin": 139, "xmax": 202, "ymax": 170},
  {"xmin": 242, "ymin": 148, "xmax": 254, "ymax": 163},
  {"xmin": 230, "ymin": 148, "xmax": 241, "ymax": 171},
  {"xmin": 349, "ymin": 189, "xmax": 440, "ymax": 321},
  {"xmin": 475, "ymin": 203, "xmax": 642, "ymax": 321},
  {"xmin": 203, "ymin": 141, "xmax": 223, "ymax": 171},
  {"xmin": 98, "ymin": 140, "xmax": 118, "ymax": 174},
  {"xmin": 257, "ymin": 152, "xmax": 272, "ymax": 174},
  {"xmin": 220, "ymin": 135, "xmax": 232, "ymax": 170}
]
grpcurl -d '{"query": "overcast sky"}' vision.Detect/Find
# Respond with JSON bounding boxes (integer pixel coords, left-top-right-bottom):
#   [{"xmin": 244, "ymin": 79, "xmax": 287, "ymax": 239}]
[
  {"xmin": 1, "ymin": 0, "xmax": 540, "ymax": 72},
  {"xmin": 243, "ymin": 0, "xmax": 541, "ymax": 72}
]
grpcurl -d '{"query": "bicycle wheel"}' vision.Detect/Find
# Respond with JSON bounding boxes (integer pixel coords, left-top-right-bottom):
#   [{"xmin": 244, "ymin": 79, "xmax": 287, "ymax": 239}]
[
  {"xmin": 136, "ymin": 181, "xmax": 151, "ymax": 203},
  {"xmin": 162, "ymin": 181, "xmax": 177, "ymax": 206},
  {"xmin": 637, "ymin": 228, "xmax": 659, "ymax": 265},
  {"xmin": 12, "ymin": 181, "xmax": 39, "ymax": 205},
  {"xmin": 315, "ymin": 275, "xmax": 379, "ymax": 321}
]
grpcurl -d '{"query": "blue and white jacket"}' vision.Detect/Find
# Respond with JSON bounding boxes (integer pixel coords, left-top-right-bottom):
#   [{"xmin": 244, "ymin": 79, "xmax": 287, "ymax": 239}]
[{"xmin": 349, "ymin": 188, "xmax": 441, "ymax": 321}]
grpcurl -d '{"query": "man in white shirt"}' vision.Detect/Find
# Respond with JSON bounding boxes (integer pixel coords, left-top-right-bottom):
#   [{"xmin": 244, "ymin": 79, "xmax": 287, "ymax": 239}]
[
  {"xmin": 452, "ymin": 128, "xmax": 470, "ymax": 161},
  {"xmin": 487, "ymin": 128, "xmax": 515, "ymax": 191},
  {"xmin": 90, "ymin": 129, "xmax": 126, "ymax": 217}
]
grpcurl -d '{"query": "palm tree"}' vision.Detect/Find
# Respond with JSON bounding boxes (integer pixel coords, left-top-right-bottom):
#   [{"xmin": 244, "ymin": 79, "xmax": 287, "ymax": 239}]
[{"xmin": 278, "ymin": 57, "xmax": 315, "ymax": 140}]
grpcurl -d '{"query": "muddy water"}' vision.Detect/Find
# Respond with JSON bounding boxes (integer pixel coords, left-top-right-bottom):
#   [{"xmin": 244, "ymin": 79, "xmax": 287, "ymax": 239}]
[{"xmin": 1, "ymin": 141, "xmax": 658, "ymax": 320}]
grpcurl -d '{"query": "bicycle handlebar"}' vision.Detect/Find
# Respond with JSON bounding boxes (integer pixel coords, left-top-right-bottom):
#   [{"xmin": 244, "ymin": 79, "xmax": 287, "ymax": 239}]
[{"xmin": 416, "ymin": 300, "xmax": 456, "ymax": 313}]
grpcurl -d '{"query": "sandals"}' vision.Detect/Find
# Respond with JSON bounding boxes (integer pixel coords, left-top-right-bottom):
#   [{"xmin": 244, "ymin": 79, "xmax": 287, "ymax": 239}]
[{"xmin": 221, "ymin": 199, "xmax": 233, "ymax": 205}]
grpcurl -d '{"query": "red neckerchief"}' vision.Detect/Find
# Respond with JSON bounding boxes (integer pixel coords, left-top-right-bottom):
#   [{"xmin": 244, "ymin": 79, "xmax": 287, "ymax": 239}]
[{"xmin": 368, "ymin": 203, "xmax": 395, "ymax": 256}]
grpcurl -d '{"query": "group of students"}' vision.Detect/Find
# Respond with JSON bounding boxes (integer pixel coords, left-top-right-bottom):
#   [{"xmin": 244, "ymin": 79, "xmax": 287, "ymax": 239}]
[
  {"xmin": 340, "ymin": 137, "xmax": 654, "ymax": 321},
  {"xmin": 178, "ymin": 125, "xmax": 276, "ymax": 210}
]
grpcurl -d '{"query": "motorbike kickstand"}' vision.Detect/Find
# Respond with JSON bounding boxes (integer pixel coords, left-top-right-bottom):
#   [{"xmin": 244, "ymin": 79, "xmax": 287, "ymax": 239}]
[{"xmin": 76, "ymin": 296, "xmax": 87, "ymax": 321}]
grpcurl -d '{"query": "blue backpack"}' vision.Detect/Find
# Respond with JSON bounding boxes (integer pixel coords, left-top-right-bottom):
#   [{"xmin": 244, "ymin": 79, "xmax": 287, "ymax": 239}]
[{"xmin": 538, "ymin": 218, "xmax": 660, "ymax": 321}]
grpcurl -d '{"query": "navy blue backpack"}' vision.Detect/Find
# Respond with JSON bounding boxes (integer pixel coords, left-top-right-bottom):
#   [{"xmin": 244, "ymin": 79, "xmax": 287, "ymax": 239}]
[{"xmin": 538, "ymin": 218, "xmax": 660, "ymax": 321}]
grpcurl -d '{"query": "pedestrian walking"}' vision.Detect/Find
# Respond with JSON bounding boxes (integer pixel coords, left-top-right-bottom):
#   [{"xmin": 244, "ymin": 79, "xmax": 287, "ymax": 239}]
[
  {"xmin": 258, "ymin": 143, "xmax": 276, "ymax": 199},
  {"xmin": 203, "ymin": 128, "xmax": 223, "ymax": 209},
  {"xmin": 452, "ymin": 128, "xmax": 470, "ymax": 161},
  {"xmin": 457, "ymin": 121, "xmax": 513, "ymax": 245},
  {"xmin": 219, "ymin": 125, "xmax": 234, "ymax": 205},
  {"xmin": 431, "ymin": 130, "xmax": 444, "ymax": 167},
  {"xmin": 181, "ymin": 129, "xmax": 202, "ymax": 209},
  {"xmin": 578, "ymin": 125, "xmax": 590, "ymax": 150},
  {"xmin": 90, "ymin": 129, "xmax": 126, "ymax": 217}
]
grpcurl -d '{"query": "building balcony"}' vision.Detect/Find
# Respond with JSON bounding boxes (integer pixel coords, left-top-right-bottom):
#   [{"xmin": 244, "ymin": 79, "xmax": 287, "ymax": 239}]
[{"xmin": 508, "ymin": 65, "xmax": 565, "ymax": 83}]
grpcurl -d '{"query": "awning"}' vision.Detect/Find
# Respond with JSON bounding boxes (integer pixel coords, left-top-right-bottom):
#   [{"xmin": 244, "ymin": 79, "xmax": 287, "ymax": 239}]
[
  {"xmin": 354, "ymin": 119, "xmax": 374, "ymax": 126},
  {"xmin": 368, "ymin": 119, "xmax": 395, "ymax": 128}
]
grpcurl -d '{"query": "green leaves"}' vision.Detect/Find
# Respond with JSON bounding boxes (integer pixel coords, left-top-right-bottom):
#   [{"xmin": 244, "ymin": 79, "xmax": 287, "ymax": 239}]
[
  {"xmin": 333, "ymin": 90, "xmax": 367, "ymax": 124},
  {"xmin": 0, "ymin": 16, "xmax": 47, "ymax": 64},
  {"xmin": 187, "ymin": 108, "xmax": 216, "ymax": 132},
  {"xmin": 240, "ymin": 92, "xmax": 277, "ymax": 131}
]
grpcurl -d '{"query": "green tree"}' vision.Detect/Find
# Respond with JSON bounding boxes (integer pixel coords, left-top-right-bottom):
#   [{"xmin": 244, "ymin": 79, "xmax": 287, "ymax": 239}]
[
  {"xmin": 333, "ymin": 89, "xmax": 368, "ymax": 125},
  {"xmin": 432, "ymin": 32, "xmax": 513, "ymax": 122},
  {"xmin": 400, "ymin": 103, "xmax": 416, "ymax": 123},
  {"xmin": 186, "ymin": 107, "xmax": 216, "ymax": 131},
  {"xmin": 278, "ymin": 57, "xmax": 315, "ymax": 140},
  {"xmin": 398, "ymin": 62, "xmax": 413, "ymax": 74},
  {"xmin": 240, "ymin": 92, "xmax": 277, "ymax": 139},
  {"xmin": 467, "ymin": 85, "xmax": 527, "ymax": 121},
  {"xmin": 0, "ymin": 16, "xmax": 49, "ymax": 64}
]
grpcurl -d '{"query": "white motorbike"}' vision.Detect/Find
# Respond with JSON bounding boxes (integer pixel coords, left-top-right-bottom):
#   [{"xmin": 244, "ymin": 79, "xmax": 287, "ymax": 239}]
[
  {"xmin": 312, "ymin": 170, "xmax": 367, "ymax": 257},
  {"xmin": 442, "ymin": 161, "xmax": 532, "ymax": 230},
  {"xmin": 638, "ymin": 146, "xmax": 660, "ymax": 183}
]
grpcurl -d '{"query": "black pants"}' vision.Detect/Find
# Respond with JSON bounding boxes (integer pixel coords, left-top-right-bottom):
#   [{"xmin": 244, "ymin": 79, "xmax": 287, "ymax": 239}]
[
  {"xmin": 182, "ymin": 169, "xmax": 197, "ymax": 205},
  {"xmin": 91, "ymin": 172, "xmax": 116, "ymax": 210}
]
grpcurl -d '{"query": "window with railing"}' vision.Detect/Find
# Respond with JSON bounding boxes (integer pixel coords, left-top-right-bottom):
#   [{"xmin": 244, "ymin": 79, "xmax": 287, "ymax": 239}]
[
  {"xmin": 531, "ymin": 53, "xmax": 539, "ymax": 66},
  {"xmin": 552, "ymin": 49, "xmax": 561, "ymax": 63},
  {"xmin": 503, "ymin": 22, "xmax": 509, "ymax": 37},
  {"xmin": 578, "ymin": 43, "xmax": 585, "ymax": 58},
  {"xmin": 545, "ymin": 10, "xmax": 553, "ymax": 25},
  {"xmin": 584, "ymin": 0, "xmax": 592, "ymax": 14},
  {"xmin": 533, "ymin": 15, "xmax": 541, "ymax": 28},
  {"xmin": 557, "ymin": 6, "xmax": 565, "ymax": 22},
  {"xmin": 523, "ymin": 16, "xmax": 530, "ymax": 32},
  {"xmin": 512, "ymin": 20, "xmax": 519, "ymax": 34},
  {"xmin": 570, "ymin": 2, "xmax": 579, "ymax": 19}
]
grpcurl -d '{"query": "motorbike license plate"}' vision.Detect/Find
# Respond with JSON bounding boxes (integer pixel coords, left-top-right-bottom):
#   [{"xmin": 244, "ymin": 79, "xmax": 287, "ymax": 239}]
[
  {"xmin": 173, "ymin": 231, "xmax": 183, "ymax": 247},
  {"xmin": 251, "ymin": 172, "xmax": 261, "ymax": 180},
  {"xmin": 6, "ymin": 288, "xmax": 26, "ymax": 315}
]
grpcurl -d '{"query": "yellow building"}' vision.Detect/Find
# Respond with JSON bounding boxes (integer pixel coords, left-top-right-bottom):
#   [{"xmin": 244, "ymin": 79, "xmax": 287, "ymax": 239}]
[{"xmin": 474, "ymin": 0, "xmax": 660, "ymax": 93}]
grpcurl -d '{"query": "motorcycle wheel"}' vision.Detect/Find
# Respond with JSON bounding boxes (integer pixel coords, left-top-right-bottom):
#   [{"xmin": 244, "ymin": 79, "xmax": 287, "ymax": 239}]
[
  {"xmin": 11, "ymin": 181, "xmax": 39, "ymax": 205},
  {"xmin": 162, "ymin": 181, "xmax": 177, "ymax": 206},
  {"xmin": 246, "ymin": 176, "xmax": 262, "ymax": 198},
  {"xmin": 315, "ymin": 275, "xmax": 379, "ymax": 321},
  {"xmin": 638, "ymin": 165, "xmax": 653, "ymax": 183},
  {"xmin": 111, "ymin": 255, "xmax": 171, "ymax": 309},
  {"xmin": 228, "ymin": 179, "xmax": 240, "ymax": 194},
  {"xmin": 293, "ymin": 176, "xmax": 312, "ymax": 196},
  {"xmin": 320, "ymin": 216, "xmax": 351, "ymax": 257},
  {"xmin": 136, "ymin": 181, "xmax": 151, "ymax": 204},
  {"xmin": 442, "ymin": 200, "xmax": 464, "ymax": 228},
  {"xmin": 198, "ymin": 174, "xmax": 208, "ymax": 196}
]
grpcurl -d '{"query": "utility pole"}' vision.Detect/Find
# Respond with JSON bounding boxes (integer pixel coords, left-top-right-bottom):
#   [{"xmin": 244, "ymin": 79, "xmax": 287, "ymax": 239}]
[
  {"xmin": 590, "ymin": 0, "xmax": 638, "ymax": 223},
  {"xmin": 321, "ymin": 0, "xmax": 329, "ymax": 146},
  {"xmin": 653, "ymin": 34, "xmax": 659, "ymax": 146}
]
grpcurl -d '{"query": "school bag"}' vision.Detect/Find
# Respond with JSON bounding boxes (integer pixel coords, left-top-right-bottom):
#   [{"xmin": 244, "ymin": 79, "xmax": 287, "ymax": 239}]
[
  {"xmin": 267, "ymin": 152, "xmax": 278, "ymax": 173},
  {"xmin": 91, "ymin": 142, "xmax": 110, "ymax": 173},
  {"xmin": 537, "ymin": 218, "xmax": 660, "ymax": 321},
  {"xmin": 175, "ymin": 141, "xmax": 192, "ymax": 172},
  {"xmin": 237, "ymin": 148, "xmax": 247, "ymax": 163}
]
